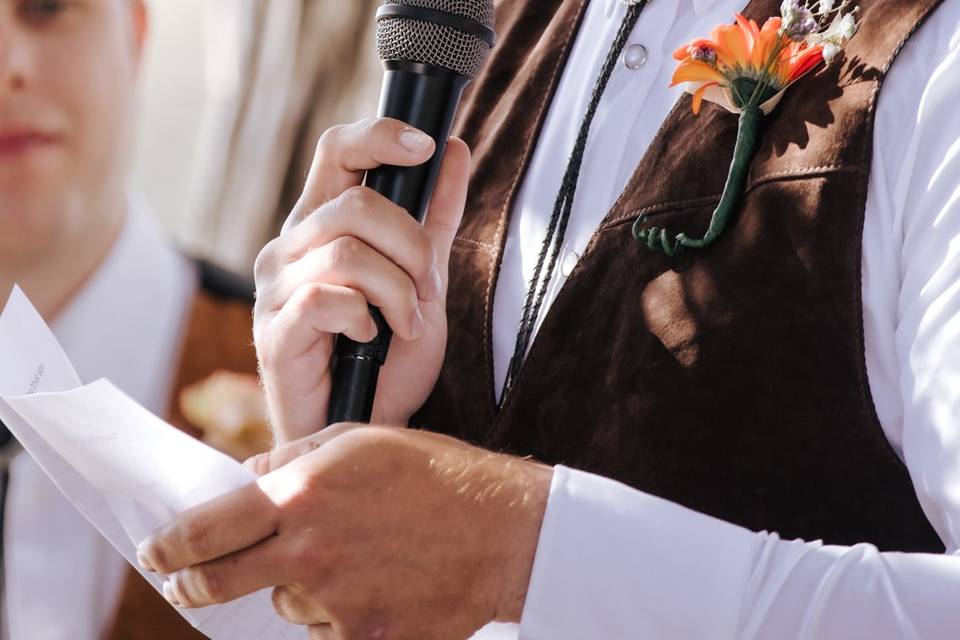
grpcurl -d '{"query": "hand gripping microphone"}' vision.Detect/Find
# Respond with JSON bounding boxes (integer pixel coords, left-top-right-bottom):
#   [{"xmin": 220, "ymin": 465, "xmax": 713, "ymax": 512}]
[{"xmin": 326, "ymin": 0, "xmax": 495, "ymax": 425}]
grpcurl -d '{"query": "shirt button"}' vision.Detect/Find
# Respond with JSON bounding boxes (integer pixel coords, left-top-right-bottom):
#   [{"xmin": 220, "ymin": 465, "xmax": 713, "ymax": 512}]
[
  {"xmin": 624, "ymin": 44, "xmax": 649, "ymax": 70},
  {"xmin": 560, "ymin": 251, "xmax": 580, "ymax": 277}
]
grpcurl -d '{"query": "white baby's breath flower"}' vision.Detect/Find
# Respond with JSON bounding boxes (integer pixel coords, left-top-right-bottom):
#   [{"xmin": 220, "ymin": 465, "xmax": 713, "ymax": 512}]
[
  {"xmin": 814, "ymin": 9, "xmax": 858, "ymax": 47},
  {"xmin": 781, "ymin": 0, "xmax": 802, "ymax": 19},
  {"xmin": 822, "ymin": 42, "xmax": 842, "ymax": 64},
  {"xmin": 839, "ymin": 12, "xmax": 858, "ymax": 39},
  {"xmin": 785, "ymin": 7, "xmax": 818, "ymax": 40}
]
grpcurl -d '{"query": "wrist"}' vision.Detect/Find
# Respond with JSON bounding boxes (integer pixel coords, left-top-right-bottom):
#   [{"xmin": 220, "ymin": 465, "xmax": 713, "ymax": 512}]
[
  {"xmin": 261, "ymin": 371, "xmax": 330, "ymax": 445},
  {"xmin": 492, "ymin": 458, "xmax": 554, "ymax": 624}
]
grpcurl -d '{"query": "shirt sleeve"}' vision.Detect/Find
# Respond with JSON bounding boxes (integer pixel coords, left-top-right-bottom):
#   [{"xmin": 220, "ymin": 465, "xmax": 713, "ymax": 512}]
[
  {"xmin": 519, "ymin": 466, "xmax": 960, "ymax": 639},
  {"xmin": 519, "ymin": 12, "xmax": 960, "ymax": 640},
  {"xmin": 892, "ymin": 24, "xmax": 960, "ymax": 555}
]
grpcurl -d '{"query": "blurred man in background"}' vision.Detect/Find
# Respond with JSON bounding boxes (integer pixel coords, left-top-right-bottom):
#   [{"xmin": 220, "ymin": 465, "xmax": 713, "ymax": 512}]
[{"xmin": 0, "ymin": 1, "xmax": 263, "ymax": 638}]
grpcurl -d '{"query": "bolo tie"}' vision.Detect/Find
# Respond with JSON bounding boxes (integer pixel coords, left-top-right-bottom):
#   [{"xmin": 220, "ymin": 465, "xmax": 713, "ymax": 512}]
[{"xmin": 499, "ymin": 1, "xmax": 649, "ymax": 405}]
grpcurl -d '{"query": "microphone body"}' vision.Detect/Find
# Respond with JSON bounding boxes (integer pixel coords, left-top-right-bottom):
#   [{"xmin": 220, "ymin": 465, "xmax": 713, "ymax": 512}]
[
  {"xmin": 326, "ymin": 0, "xmax": 494, "ymax": 425},
  {"xmin": 326, "ymin": 63, "xmax": 470, "ymax": 425}
]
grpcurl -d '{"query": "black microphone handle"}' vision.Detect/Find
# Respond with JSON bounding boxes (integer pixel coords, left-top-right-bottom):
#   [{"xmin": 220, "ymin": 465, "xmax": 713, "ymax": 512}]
[{"xmin": 327, "ymin": 61, "xmax": 470, "ymax": 425}]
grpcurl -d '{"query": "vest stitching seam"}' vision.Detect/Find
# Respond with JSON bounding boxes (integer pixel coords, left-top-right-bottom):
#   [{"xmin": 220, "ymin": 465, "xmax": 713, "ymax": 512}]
[
  {"xmin": 602, "ymin": 164, "xmax": 862, "ymax": 228},
  {"xmin": 453, "ymin": 237, "xmax": 497, "ymax": 252},
  {"xmin": 751, "ymin": 164, "xmax": 858, "ymax": 182},
  {"xmin": 605, "ymin": 194, "xmax": 723, "ymax": 227}
]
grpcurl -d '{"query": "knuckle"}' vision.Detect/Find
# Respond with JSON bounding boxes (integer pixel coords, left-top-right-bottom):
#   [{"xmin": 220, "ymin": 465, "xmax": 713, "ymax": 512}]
[
  {"xmin": 351, "ymin": 299, "xmax": 372, "ymax": 330},
  {"xmin": 337, "ymin": 185, "xmax": 374, "ymax": 214},
  {"xmin": 415, "ymin": 233, "xmax": 436, "ymax": 280},
  {"xmin": 281, "ymin": 284, "xmax": 326, "ymax": 332},
  {"xmin": 295, "ymin": 282, "xmax": 327, "ymax": 309},
  {"xmin": 180, "ymin": 520, "xmax": 211, "ymax": 560},
  {"xmin": 190, "ymin": 564, "xmax": 225, "ymax": 603},
  {"xmin": 297, "ymin": 434, "xmax": 326, "ymax": 459},
  {"xmin": 402, "ymin": 282, "xmax": 420, "ymax": 313},
  {"xmin": 334, "ymin": 426, "xmax": 398, "ymax": 461},
  {"xmin": 317, "ymin": 124, "xmax": 346, "ymax": 157},
  {"xmin": 142, "ymin": 542, "xmax": 169, "ymax": 573},
  {"xmin": 285, "ymin": 538, "xmax": 333, "ymax": 583},
  {"xmin": 364, "ymin": 116, "xmax": 393, "ymax": 139},
  {"xmin": 245, "ymin": 452, "xmax": 272, "ymax": 477},
  {"xmin": 253, "ymin": 238, "xmax": 280, "ymax": 284},
  {"xmin": 288, "ymin": 535, "xmax": 323, "ymax": 569},
  {"xmin": 271, "ymin": 586, "xmax": 298, "ymax": 621},
  {"xmin": 327, "ymin": 236, "xmax": 363, "ymax": 268}
]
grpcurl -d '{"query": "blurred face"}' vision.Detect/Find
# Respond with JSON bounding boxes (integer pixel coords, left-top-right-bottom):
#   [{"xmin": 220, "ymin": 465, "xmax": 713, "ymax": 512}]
[{"xmin": 0, "ymin": 0, "xmax": 146, "ymax": 263}]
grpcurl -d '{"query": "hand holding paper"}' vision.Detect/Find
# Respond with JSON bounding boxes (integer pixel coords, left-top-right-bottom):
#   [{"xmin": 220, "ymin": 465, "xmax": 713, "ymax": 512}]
[
  {"xmin": 0, "ymin": 286, "xmax": 305, "ymax": 640},
  {"xmin": 1, "ymin": 286, "xmax": 538, "ymax": 640}
]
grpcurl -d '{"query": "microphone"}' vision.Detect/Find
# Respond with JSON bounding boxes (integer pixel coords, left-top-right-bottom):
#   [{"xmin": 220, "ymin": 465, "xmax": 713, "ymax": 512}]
[{"xmin": 326, "ymin": 0, "xmax": 496, "ymax": 425}]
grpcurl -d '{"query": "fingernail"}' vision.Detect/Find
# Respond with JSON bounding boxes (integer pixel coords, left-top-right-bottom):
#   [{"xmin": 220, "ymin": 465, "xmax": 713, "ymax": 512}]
[
  {"xmin": 398, "ymin": 128, "xmax": 432, "ymax": 153},
  {"xmin": 162, "ymin": 580, "xmax": 181, "ymax": 606},
  {"xmin": 411, "ymin": 306, "xmax": 425, "ymax": 339},
  {"xmin": 137, "ymin": 546, "xmax": 155, "ymax": 572}
]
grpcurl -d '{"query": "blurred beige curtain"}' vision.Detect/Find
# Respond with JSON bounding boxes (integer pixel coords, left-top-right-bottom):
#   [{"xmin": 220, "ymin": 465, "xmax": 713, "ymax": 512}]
[{"xmin": 186, "ymin": 0, "xmax": 381, "ymax": 273}]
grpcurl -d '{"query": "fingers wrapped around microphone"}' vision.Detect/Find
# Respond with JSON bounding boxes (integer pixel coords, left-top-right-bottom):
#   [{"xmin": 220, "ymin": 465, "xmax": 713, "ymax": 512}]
[
  {"xmin": 270, "ymin": 185, "xmax": 440, "ymax": 302},
  {"xmin": 276, "ymin": 234, "xmax": 425, "ymax": 342},
  {"xmin": 284, "ymin": 117, "xmax": 436, "ymax": 233},
  {"xmin": 256, "ymin": 187, "xmax": 444, "ymax": 355}
]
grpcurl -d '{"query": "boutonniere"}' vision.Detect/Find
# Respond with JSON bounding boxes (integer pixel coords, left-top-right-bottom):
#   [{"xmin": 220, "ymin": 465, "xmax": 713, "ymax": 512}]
[
  {"xmin": 634, "ymin": 0, "xmax": 859, "ymax": 256},
  {"xmin": 179, "ymin": 370, "xmax": 273, "ymax": 461}
]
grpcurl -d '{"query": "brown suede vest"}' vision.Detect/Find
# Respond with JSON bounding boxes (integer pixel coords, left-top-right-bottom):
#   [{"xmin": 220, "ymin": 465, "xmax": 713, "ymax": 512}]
[
  {"xmin": 107, "ymin": 269, "xmax": 258, "ymax": 640},
  {"xmin": 417, "ymin": 0, "xmax": 948, "ymax": 552}
]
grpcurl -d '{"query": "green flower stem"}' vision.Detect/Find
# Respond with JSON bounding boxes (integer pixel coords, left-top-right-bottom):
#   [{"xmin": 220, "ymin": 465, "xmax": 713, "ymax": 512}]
[{"xmin": 633, "ymin": 103, "xmax": 763, "ymax": 255}]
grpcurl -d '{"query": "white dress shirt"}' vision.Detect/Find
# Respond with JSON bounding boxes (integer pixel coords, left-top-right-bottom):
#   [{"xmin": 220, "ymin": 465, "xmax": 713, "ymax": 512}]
[
  {"xmin": 2, "ymin": 205, "xmax": 195, "ymax": 640},
  {"xmin": 482, "ymin": 0, "xmax": 960, "ymax": 637}
]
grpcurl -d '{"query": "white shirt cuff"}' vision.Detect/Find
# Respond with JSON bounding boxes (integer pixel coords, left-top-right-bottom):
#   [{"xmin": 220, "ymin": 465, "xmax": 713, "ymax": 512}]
[{"xmin": 518, "ymin": 465, "xmax": 756, "ymax": 639}]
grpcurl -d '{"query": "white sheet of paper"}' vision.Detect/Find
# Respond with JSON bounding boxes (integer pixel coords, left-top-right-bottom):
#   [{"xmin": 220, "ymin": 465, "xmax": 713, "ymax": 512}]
[{"xmin": 0, "ymin": 286, "xmax": 305, "ymax": 640}]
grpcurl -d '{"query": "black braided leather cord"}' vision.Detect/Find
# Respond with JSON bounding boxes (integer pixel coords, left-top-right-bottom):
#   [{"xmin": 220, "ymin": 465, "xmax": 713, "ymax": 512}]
[{"xmin": 500, "ymin": 1, "xmax": 648, "ymax": 405}]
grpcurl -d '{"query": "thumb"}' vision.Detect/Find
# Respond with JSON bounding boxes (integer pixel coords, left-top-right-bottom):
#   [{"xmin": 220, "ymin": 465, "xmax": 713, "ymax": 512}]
[{"xmin": 422, "ymin": 137, "xmax": 471, "ymax": 288}]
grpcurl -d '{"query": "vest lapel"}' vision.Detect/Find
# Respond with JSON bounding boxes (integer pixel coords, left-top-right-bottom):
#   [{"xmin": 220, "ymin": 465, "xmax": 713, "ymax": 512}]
[{"xmin": 439, "ymin": 0, "xmax": 591, "ymax": 439}]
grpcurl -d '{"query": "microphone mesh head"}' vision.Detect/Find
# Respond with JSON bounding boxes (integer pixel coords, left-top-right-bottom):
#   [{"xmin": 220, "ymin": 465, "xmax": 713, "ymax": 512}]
[{"xmin": 376, "ymin": 0, "xmax": 495, "ymax": 80}]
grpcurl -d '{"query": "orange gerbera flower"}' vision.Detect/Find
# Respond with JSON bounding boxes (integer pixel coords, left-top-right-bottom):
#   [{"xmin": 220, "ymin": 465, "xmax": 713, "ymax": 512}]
[{"xmin": 671, "ymin": 14, "xmax": 825, "ymax": 114}]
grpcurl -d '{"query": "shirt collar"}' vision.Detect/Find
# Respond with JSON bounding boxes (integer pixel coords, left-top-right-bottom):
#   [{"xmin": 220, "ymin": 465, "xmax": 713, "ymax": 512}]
[{"xmin": 52, "ymin": 200, "xmax": 196, "ymax": 415}]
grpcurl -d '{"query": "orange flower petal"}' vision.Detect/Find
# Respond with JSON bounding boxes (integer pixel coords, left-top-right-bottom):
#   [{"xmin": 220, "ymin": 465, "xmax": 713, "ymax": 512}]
[
  {"xmin": 670, "ymin": 59, "xmax": 726, "ymax": 86},
  {"xmin": 711, "ymin": 23, "xmax": 749, "ymax": 67},
  {"xmin": 787, "ymin": 46, "xmax": 824, "ymax": 83},
  {"xmin": 761, "ymin": 16, "xmax": 782, "ymax": 33},
  {"xmin": 753, "ymin": 17, "xmax": 783, "ymax": 68},
  {"xmin": 691, "ymin": 82, "xmax": 720, "ymax": 115},
  {"xmin": 735, "ymin": 14, "xmax": 759, "ymax": 53}
]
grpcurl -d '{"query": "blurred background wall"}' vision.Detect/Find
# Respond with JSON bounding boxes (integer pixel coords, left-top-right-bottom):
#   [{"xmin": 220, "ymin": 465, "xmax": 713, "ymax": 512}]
[
  {"xmin": 133, "ymin": 0, "xmax": 382, "ymax": 275},
  {"xmin": 133, "ymin": 0, "xmax": 207, "ymax": 246}
]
